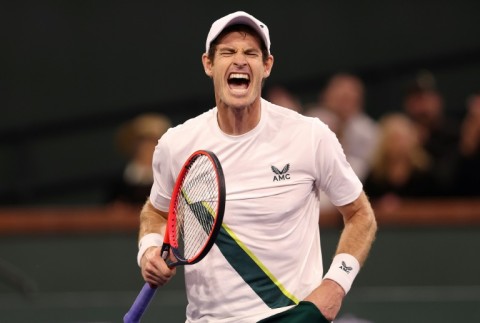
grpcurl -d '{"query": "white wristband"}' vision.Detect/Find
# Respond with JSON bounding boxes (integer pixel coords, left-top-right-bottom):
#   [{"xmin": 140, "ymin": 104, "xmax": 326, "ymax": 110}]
[
  {"xmin": 137, "ymin": 233, "xmax": 164, "ymax": 267},
  {"xmin": 323, "ymin": 253, "xmax": 360, "ymax": 294}
]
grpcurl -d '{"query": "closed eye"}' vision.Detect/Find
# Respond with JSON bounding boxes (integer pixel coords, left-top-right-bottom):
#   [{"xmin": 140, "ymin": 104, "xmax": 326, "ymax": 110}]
[
  {"xmin": 244, "ymin": 49, "xmax": 260, "ymax": 57},
  {"xmin": 218, "ymin": 49, "xmax": 236, "ymax": 57}
]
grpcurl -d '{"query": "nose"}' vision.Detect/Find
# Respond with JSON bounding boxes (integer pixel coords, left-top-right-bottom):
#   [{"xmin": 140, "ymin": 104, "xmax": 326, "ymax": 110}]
[{"xmin": 232, "ymin": 52, "xmax": 247, "ymax": 67}]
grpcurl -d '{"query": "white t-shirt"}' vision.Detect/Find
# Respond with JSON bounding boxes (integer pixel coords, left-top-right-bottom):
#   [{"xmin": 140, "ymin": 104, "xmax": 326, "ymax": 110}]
[{"xmin": 149, "ymin": 99, "xmax": 362, "ymax": 322}]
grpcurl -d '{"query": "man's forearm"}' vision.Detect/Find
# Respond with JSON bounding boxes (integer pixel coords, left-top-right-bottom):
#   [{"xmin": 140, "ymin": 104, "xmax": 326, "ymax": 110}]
[
  {"xmin": 137, "ymin": 200, "xmax": 168, "ymax": 266},
  {"xmin": 336, "ymin": 191, "xmax": 377, "ymax": 266},
  {"xmin": 139, "ymin": 200, "xmax": 168, "ymax": 241}
]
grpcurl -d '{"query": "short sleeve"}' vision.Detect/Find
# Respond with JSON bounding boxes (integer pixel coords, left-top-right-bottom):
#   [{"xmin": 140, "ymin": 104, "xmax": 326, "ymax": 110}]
[
  {"xmin": 314, "ymin": 121, "xmax": 363, "ymax": 206},
  {"xmin": 149, "ymin": 137, "xmax": 175, "ymax": 212}
]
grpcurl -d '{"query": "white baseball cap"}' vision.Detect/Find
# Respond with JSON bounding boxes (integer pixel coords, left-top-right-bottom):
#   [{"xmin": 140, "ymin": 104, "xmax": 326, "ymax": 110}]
[{"xmin": 205, "ymin": 11, "xmax": 271, "ymax": 54}]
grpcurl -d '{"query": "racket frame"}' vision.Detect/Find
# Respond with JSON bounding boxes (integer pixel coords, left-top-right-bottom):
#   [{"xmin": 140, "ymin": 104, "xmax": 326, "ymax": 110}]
[{"xmin": 161, "ymin": 150, "xmax": 225, "ymax": 267}]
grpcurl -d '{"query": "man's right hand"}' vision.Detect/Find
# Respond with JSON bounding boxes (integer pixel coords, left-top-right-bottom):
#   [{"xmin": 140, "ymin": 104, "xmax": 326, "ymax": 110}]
[{"xmin": 141, "ymin": 246, "xmax": 176, "ymax": 287}]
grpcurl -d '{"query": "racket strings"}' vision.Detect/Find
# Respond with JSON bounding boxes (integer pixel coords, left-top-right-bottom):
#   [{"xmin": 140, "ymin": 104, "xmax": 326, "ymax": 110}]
[{"xmin": 174, "ymin": 155, "xmax": 219, "ymax": 260}]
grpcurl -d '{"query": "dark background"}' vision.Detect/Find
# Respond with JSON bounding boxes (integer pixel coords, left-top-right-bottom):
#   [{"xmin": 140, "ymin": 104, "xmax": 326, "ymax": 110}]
[{"xmin": 2, "ymin": 0, "xmax": 480, "ymax": 205}]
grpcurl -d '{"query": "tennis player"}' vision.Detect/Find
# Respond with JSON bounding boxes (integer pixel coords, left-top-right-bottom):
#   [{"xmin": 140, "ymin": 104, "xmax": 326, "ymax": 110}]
[{"xmin": 136, "ymin": 11, "xmax": 377, "ymax": 322}]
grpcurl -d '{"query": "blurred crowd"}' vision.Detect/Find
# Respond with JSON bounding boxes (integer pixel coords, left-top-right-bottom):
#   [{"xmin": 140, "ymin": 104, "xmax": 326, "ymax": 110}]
[
  {"xmin": 112, "ymin": 71, "xmax": 479, "ymax": 213},
  {"xmin": 266, "ymin": 71, "xmax": 480, "ymax": 213},
  {"xmin": 106, "ymin": 112, "xmax": 171, "ymax": 208}
]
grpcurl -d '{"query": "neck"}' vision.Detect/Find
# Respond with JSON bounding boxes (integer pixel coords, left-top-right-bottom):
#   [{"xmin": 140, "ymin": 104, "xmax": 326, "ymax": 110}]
[{"xmin": 217, "ymin": 99, "xmax": 262, "ymax": 135}]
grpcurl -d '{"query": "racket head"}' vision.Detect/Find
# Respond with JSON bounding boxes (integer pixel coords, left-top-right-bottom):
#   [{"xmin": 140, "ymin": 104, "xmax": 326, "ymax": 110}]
[{"xmin": 164, "ymin": 150, "xmax": 225, "ymax": 266}]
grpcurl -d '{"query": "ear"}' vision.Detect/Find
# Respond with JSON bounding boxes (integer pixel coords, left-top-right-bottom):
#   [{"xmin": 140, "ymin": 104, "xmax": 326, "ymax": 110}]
[
  {"xmin": 263, "ymin": 55, "xmax": 274, "ymax": 78},
  {"xmin": 202, "ymin": 53, "xmax": 213, "ymax": 78}
]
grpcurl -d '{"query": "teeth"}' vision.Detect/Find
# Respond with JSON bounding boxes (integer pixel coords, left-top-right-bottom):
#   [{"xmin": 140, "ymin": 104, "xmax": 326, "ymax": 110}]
[{"xmin": 229, "ymin": 73, "xmax": 249, "ymax": 80}]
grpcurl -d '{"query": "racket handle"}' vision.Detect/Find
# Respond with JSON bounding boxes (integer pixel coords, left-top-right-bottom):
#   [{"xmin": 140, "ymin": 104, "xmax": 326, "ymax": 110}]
[{"xmin": 124, "ymin": 283, "xmax": 157, "ymax": 323}]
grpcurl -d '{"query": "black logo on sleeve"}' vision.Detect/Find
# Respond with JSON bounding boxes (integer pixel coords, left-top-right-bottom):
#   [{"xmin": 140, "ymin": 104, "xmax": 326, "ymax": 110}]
[
  {"xmin": 272, "ymin": 164, "xmax": 290, "ymax": 182},
  {"xmin": 339, "ymin": 261, "xmax": 353, "ymax": 274}
]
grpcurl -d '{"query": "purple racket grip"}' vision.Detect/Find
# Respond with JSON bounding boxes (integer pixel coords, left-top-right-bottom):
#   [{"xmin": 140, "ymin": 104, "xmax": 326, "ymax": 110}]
[{"xmin": 124, "ymin": 283, "xmax": 157, "ymax": 323}]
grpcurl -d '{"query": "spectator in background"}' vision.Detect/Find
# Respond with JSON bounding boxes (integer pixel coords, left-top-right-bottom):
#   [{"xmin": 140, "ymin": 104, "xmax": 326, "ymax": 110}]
[
  {"xmin": 363, "ymin": 113, "xmax": 437, "ymax": 212},
  {"xmin": 265, "ymin": 84, "xmax": 303, "ymax": 113},
  {"xmin": 305, "ymin": 73, "xmax": 378, "ymax": 181},
  {"xmin": 402, "ymin": 70, "xmax": 460, "ymax": 195},
  {"xmin": 456, "ymin": 91, "xmax": 480, "ymax": 196},
  {"xmin": 106, "ymin": 113, "xmax": 171, "ymax": 207}
]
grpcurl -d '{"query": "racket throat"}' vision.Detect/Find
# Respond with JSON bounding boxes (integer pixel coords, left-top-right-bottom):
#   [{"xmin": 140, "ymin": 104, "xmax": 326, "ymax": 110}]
[{"xmin": 161, "ymin": 244, "xmax": 170, "ymax": 261}]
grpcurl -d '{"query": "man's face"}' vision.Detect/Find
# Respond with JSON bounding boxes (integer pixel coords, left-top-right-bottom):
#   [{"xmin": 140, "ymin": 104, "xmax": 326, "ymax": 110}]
[
  {"xmin": 323, "ymin": 76, "xmax": 363, "ymax": 120},
  {"xmin": 404, "ymin": 91, "xmax": 443, "ymax": 126},
  {"xmin": 202, "ymin": 30, "xmax": 273, "ymax": 109}
]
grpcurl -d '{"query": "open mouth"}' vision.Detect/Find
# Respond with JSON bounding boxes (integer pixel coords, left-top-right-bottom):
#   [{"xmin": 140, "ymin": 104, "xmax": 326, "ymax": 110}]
[{"xmin": 228, "ymin": 73, "xmax": 250, "ymax": 91}]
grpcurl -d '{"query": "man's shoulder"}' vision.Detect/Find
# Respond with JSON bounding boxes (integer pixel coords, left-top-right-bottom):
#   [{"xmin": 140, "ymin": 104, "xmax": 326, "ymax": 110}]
[
  {"xmin": 168, "ymin": 108, "xmax": 216, "ymax": 133},
  {"xmin": 265, "ymin": 99, "xmax": 322, "ymax": 126}
]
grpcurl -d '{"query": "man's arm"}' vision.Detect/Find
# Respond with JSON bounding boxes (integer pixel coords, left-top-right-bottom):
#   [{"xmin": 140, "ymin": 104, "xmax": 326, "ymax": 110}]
[
  {"xmin": 138, "ymin": 200, "xmax": 176, "ymax": 286},
  {"xmin": 305, "ymin": 191, "xmax": 377, "ymax": 321},
  {"xmin": 335, "ymin": 190, "xmax": 377, "ymax": 266},
  {"xmin": 139, "ymin": 199, "xmax": 168, "ymax": 240}
]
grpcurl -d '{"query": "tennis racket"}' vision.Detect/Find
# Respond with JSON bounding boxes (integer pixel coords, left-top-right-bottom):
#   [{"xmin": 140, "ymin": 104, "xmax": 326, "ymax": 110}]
[{"xmin": 124, "ymin": 150, "xmax": 226, "ymax": 323}]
